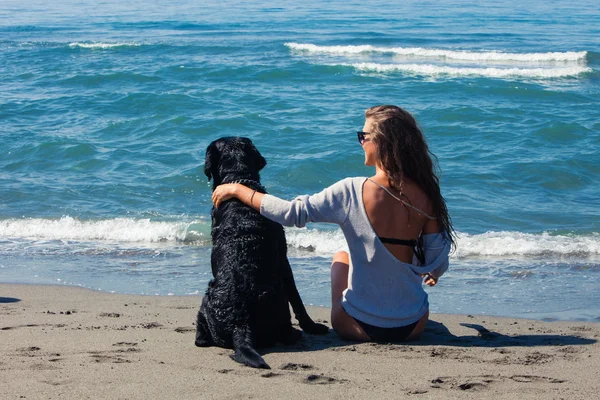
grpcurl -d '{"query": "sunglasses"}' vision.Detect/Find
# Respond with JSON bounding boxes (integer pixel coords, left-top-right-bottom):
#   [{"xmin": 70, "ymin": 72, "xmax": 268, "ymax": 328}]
[{"xmin": 357, "ymin": 131, "xmax": 371, "ymax": 145}]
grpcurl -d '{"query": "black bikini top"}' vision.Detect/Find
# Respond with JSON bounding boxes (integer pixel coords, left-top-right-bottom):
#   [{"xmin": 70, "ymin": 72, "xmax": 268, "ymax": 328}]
[
  {"xmin": 366, "ymin": 178, "xmax": 430, "ymax": 265},
  {"xmin": 379, "ymin": 237, "xmax": 426, "ymax": 265}
]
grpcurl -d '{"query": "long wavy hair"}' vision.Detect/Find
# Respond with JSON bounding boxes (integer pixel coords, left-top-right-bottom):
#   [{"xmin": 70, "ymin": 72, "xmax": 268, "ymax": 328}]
[{"xmin": 365, "ymin": 105, "xmax": 456, "ymax": 248}]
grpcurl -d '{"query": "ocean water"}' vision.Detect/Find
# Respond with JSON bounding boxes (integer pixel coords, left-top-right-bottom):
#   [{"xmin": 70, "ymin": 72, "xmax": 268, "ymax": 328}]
[{"xmin": 1, "ymin": 0, "xmax": 599, "ymax": 321}]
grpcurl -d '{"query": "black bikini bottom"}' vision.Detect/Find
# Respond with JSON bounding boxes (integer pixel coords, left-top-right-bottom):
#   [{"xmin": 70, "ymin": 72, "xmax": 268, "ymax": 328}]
[{"xmin": 354, "ymin": 318, "xmax": 419, "ymax": 342}]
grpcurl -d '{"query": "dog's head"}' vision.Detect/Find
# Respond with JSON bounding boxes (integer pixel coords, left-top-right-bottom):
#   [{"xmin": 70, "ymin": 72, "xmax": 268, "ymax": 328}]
[{"xmin": 204, "ymin": 137, "xmax": 267, "ymax": 187}]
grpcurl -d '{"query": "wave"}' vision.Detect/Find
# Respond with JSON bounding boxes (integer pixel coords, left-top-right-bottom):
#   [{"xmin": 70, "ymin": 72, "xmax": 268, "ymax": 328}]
[
  {"xmin": 68, "ymin": 42, "xmax": 141, "ymax": 49},
  {"xmin": 2, "ymin": 218, "xmax": 598, "ymax": 258},
  {"xmin": 284, "ymin": 228, "xmax": 600, "ymax": 258},
  {"xmin": 455, "ymin": 231, "xmax": 600, "ymax": 258},
  {"xmin": 0, "ymin": 217, "xmax": 209, "ymax": 243},
  {"xmin": 344, "ymin": 62, "xmax": 591, "ymax": 78},
  {"xmin": 285, "ymin": 43, "xmax": 588, "ymax": 62}
]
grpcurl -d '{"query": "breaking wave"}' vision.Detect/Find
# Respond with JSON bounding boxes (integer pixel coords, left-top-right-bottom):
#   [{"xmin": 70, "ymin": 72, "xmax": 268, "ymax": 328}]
[
  {"xmin": 0, "ymin": 216, "xmax": 208, "ymax": 243},
  {"xmin": 284, "ymin": 228, "xmax": 600, "ymax": 258},
  {"xmin": 68, "ymin": 42, "xmax": 142, "ymax": 49},
  {"xmin": 345, "ymin": 62, "xmax": 591, "ymax": 78},
  {"xmin": 285, "ymin": 43, "xmax": 588, "ymax": 62}
]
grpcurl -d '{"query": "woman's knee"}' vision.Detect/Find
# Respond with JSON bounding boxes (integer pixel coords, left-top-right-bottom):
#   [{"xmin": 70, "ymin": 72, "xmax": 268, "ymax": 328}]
[
  {"xmin": 330, "ymin": 251, "xmax": 349, "ymax": 288},
  {"xmin": 332, "ymin": 250, "xmax": 349, "ymax": 265}
]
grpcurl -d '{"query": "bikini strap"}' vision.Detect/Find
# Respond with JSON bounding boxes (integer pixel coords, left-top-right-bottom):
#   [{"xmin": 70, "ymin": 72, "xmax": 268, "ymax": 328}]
[
  {"xmin": 367, "ymin": 178, "xmax": 436, "ymax": 220},
  {"xmin": 379, "ymin": 237, "xmax": 416, "ymax": 246}
]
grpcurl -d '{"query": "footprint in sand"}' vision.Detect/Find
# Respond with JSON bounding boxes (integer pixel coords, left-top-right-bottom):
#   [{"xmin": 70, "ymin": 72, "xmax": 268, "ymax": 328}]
[
  {"xmin": 261, "ymin": 372, "xmax": 280, "ymax": 378},
  {"xmin": 99, "ymin": 312, "xmax": 121, "ymax": 318},
  {"xmin": 510, "ymin": 375, "xmax": 565, "ymax": 384},
  {"xmin": 140, "ymin": 322, "xmax": 162, "ymax": 329},
  {"xmin": 280, "ymin": 363, "xmax": 314, "ymax": 371},
  {"xmin": 217, "ymin": 369, "xmax": 234, "ymax": 374},
  {"xmin": 430, "ymin": 374, "xmax": 566, "ymax": 391},
  {"xmin": 304, "ymin": 374, "xmax": 344, "ymax": 384},
  {"xmin": 113, "ymin": 342, "xmax": 138, "ymax": 347},
  {"xmin": 174, "ymin": 327, "xmax": 195, "ymax": 333},
  {"xmin": 19, "ymin": 346, "xmax": 41, "ymax": 352},
  {"xmin": 430, "ymin": 376, "xmax": 495, "ymax": 391},
  {"xmin": 89, "ymin": 353, "xmax": 131, "ymax": 364}
]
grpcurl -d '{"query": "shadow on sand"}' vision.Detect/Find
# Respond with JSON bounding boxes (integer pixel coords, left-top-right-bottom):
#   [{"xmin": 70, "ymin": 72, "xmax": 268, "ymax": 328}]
[
  {"xmin": 418, "ymin": 320, "xmax": 597, "ymax": 347},
  {"xmin": 0, "ymin": 297, "xmax": 21, "ymax": 304},
  {"xmin": 267, "ymin": 318, "xmax": 596, "ymax": 357}
]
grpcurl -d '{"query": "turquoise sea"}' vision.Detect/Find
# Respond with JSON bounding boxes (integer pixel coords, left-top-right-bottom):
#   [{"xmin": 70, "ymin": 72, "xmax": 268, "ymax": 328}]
[{"xmin": 1, "ymin": 0, "xmax": 599, "ymax": 321}]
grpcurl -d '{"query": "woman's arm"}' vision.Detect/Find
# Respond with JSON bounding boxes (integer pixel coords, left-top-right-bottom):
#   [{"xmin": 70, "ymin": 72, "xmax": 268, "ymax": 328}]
[
  {"xmin": 212, "ymin": 179, "xmax": 352, "ymax": 228},
  {"xmin": 212, "ymin": 183, "xmax": 263, "ymax": 211},
  {"xmin": 420, "ymin": 228, "xmax": 451, "ymax": 286},
  {"xmin": 420, "ymin": 218, "xmax": 448, "ymax": 286}
]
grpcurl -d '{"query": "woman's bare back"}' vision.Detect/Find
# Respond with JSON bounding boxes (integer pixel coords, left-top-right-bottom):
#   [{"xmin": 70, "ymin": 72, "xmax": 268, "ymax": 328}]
[{"xmin": 362, "ymin": 176, "xmax": 435, "ymax": 264}]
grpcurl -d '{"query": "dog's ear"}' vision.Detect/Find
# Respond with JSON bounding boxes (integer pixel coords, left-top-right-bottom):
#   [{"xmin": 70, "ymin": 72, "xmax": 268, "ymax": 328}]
[
  {"xmin": 244, "ymin": 139, "xmax": 267, "ymax": 171},
  {"xmin": 204, "ymin": 142, "xmax": 219, "ymax": 181}
]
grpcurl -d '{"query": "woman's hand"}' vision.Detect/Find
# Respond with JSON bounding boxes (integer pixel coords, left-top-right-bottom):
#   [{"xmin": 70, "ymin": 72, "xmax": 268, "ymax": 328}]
[
  {"xmin": 212, "ymin": 184, "xmax": 240, "ymax": 209},
  {"xmin": 422, "ymin": 273, "xmax": 438, "ymax": 287}
]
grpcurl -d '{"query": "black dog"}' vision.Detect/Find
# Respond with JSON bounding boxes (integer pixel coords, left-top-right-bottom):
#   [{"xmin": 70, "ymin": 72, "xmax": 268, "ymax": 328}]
[{"xmin": 195, "ymin": 137, "xmax": 328, "ymax": 369}]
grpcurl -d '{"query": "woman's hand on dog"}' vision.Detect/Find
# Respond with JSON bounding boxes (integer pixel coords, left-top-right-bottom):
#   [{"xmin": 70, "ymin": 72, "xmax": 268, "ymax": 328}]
[
  {"xmin": 213, "ymin": 184, "xmax": 264, "ymax": 210},
  {"xmin": 212, "ymin": 184, "xmax": 239, "ymax": 208}
]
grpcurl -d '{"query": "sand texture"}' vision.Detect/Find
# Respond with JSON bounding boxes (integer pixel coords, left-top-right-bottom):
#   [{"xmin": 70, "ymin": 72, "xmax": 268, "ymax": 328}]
[{"xmin": 1, "ymin": 284, "xmax": 598, "ymax": 399}]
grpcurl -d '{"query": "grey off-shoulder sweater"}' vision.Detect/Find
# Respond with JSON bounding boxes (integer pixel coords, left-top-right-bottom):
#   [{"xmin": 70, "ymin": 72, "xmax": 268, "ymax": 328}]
[{"xmin": 260, "ymin": 177, "xmax": 451, "ymax": 328}]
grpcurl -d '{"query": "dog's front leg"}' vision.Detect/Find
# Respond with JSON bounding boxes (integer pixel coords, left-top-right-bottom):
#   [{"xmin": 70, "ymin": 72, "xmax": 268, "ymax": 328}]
[
  {"xmin": 281, "ymin": 259, "xmax": 329, "ymax": 335},
  {"xmin": 230, "ymin": 326, "xmax": 270, "ymax": 369}
]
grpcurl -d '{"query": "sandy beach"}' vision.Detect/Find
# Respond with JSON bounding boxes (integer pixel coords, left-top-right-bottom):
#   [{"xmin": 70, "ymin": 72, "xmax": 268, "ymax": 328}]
[{"xmin": 1, "ymin": 283, "xmax": 598, "ymax": 399}]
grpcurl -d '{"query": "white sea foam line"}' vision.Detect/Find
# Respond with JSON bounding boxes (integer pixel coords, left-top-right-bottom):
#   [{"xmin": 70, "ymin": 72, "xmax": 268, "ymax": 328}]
[
  {"xmin": 2, "ymin": 218, "xmax": 598, "ymax": 258},
  {"xmin": 284, "ymin": 228, "xmax": 600, "ymax": 258},
  {"xmin": 285, "ymin": 228, "xmax": 348, "ymax": 256},
  {"xmin": 68, "ymin": 42, "xmax": 141, "ymax": 49},
  {"xmin": 0, "ymin": 217, "xmax": 200, "ymax": 242},
  {"xmin": 285, "ymin": 42, "xmax": 588, "ymax": 62},
  {"xmin": 346, "ymin": 62, "xmax": 591, "ymax": 78},
  {"xmin": 454, "ymin": 231, "xmax": 600, "ymax": 258}
]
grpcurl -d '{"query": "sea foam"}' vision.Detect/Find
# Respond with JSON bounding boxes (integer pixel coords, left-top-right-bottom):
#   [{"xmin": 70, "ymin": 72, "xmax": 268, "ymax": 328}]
[
  {"xmin": 285, "ymin": 43, "xmax": 588, "ymax": 62},
  {"xmin": 346, "ymin": 62, "xmax": 591, "ymax": 78},
  {"xmin": 0, "ymin": 217, "xmax": 206, "ymax": 243},
  {"xmin": 284, "ymin": 228, "xmax": 600, "ymax": 258},
  {"xmin": 68, "ymin": 42, "xmax": 141, "ymax": 49},
  {"xmin": 1, "ymin": 218, "xmax": 598, "ymax": 258},
  {"xmin": 286, "ymin": 42, "xmax": 591, "ymax": 79}
]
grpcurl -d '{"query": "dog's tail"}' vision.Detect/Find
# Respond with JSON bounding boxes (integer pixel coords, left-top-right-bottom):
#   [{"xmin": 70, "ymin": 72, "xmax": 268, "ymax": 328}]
[{"xmin": 230, "ymin": 326, "xmax": 270, "ymax": 369}]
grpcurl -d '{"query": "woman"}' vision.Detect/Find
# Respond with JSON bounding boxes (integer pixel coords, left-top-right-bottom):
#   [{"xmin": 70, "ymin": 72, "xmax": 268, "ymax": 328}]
[{"xmin": 211, "ymin": 105, "xmax": 456, "ymax": 342}]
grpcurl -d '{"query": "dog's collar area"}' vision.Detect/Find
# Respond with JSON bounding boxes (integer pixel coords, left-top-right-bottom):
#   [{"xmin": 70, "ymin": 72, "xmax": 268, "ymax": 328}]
[{"xmin": 222, "ymin": 179, "xmax": 267, "ymax": 193}]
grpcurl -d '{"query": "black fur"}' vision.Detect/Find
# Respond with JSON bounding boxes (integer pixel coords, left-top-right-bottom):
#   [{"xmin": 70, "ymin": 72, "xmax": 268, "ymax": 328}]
[{"xmin": 195, "ymin": 137, "xmax": 328, "ymax": 369}]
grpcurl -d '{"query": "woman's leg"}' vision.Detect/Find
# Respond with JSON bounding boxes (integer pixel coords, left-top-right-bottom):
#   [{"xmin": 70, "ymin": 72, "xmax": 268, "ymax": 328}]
[{"xmin": 330, "ymin": 251, "xmax": 371, "ymax": 341}]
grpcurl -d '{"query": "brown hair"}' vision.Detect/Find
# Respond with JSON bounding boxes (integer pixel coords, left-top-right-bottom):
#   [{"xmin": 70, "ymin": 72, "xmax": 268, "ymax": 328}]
[{"xmin": 365, "ymin": 105, "xmax": 456, "ymax": 247}]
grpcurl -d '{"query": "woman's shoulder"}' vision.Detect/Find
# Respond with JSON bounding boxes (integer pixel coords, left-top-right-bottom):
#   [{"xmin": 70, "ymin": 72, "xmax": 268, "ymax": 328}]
[
  {"xmin": 326, "ymin": 177, "xmax": 368, "ymax": 191},
  {"xmin": 315, "ymin": 177, "xmax": 367, "ymax": 203},
  {"xmin": 342, "ymin": 176, "xmax": 369, "ymax": 186}
]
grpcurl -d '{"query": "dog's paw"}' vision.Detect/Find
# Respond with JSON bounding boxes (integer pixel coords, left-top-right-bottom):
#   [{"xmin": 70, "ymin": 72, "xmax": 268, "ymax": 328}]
[
  {"xmin": 195, "ymin": 328, "xmax": 213, "ymax": 347},
  {"xmin": 301, "ymin": 322, "xmax": 329, "ymax": 335}
]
